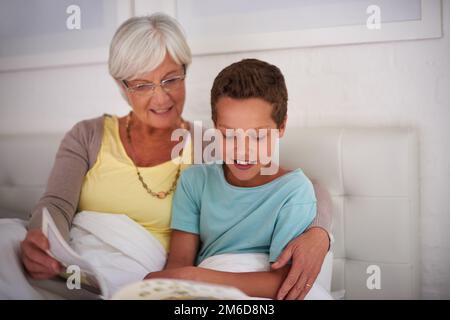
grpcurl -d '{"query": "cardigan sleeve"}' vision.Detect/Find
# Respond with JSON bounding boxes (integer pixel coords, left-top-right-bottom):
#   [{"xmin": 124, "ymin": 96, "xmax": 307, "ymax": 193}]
[
  {"xmin": 308, "ymin": 179, "xmax": 333, "ymax": 241},
  {"xmin": 27, "ymin": 115, "xmax": 105, "ymax": 241}
]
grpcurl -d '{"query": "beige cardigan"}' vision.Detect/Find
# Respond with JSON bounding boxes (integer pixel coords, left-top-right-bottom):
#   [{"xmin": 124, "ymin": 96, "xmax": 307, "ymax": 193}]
[{"xmin": 28, "ymin": 114, "xmax": 332, "ymax": 241}]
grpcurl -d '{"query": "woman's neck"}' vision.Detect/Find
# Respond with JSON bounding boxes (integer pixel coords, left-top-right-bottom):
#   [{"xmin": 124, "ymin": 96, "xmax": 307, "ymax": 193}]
[
  {"xmin": 129, "ymin": 114, "xmax": 177, "ymax": 142},
  {"xmin": 135, "ymin": 122, "xmax": 174, "ymax": 140}
]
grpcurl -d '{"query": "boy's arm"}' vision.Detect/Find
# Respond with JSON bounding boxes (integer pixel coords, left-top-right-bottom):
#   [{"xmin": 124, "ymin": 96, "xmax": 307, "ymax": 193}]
[
  {"xmin": 191, "ymin": 266, "xmax": 291, "ymax": 299},
  {"xmin": 165, "ymin": 230, "xmax": 200, "ymax": 269},
  {"xmin": 163, "ymin": 167, "xmax": 203, "ymax": 270},
  {"xmin": 144, "ymin": 230, "xmax": 199, "ymax": 279},
  {"xmin": 148, "ymin": 265, "xmax": 290, "ymax": 299}
]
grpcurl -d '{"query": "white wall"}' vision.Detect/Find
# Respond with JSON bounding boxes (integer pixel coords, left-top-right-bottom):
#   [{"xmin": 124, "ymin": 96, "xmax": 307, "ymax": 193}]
[{"xmin": 0, "ymin": 2, "xmax": 449, "ymax": 299}]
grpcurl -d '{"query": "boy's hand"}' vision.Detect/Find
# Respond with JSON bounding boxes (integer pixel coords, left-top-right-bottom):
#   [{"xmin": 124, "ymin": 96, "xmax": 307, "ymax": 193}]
[{"xmin": 271, "ymin": 227, "xmax": 329, "ymax": 300}]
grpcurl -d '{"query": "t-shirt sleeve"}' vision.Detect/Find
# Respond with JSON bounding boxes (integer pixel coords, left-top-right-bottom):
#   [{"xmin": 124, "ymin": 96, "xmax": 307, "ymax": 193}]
[
  {"xmin": 170, "ymin": 168, "xmax": 202, "ymax": 235},
  {"xmin": 269, "ymin": 202, "xmax": 317, "ymax": 263}
]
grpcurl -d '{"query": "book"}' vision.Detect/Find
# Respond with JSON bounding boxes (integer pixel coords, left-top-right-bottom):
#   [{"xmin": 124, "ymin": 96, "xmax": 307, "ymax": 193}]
[
  {"xmin": 41, "ymin": 207, "xmax": 109, "ymax": 299},
  {"xmin": 112, "ymin": 278, "xmax": 253, "ymax": 300}
]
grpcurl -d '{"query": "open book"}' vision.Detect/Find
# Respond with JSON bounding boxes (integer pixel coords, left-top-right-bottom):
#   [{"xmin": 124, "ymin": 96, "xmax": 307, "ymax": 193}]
[
  {"xmin": 41, "ymin": 207, "xmax": 109, "ymax": 299},
  {"xmin": 112, "ymin": 278, "xmax": 253, "ymax": 300}
]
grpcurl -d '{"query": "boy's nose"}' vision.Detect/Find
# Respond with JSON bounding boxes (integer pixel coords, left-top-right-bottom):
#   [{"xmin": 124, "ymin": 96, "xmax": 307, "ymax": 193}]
[
  {"xmin": 233, "ymin": 140, "xmax": 258, "ymax": 160},
  {"xmin": 235, "ymin": 152, "xmax": 248, "ymax": 161}
]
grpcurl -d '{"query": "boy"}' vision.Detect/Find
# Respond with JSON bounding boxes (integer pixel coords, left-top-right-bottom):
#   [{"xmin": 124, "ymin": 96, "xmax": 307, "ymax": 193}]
[{"xmin": 147, "ymin": 59, "xmax": 322, "ymax": 299}]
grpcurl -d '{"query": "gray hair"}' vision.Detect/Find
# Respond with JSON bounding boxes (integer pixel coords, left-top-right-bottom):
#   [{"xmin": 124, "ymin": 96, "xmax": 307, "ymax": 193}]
[{"xmin": 108, "ymin": 13, "xmax": 192, "ymax": 81}]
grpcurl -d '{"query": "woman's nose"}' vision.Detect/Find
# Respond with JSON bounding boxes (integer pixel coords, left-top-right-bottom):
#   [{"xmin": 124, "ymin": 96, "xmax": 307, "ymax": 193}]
[{"xmin": 151, "ymin": 86, "xmax": 172, "ymax": 107}]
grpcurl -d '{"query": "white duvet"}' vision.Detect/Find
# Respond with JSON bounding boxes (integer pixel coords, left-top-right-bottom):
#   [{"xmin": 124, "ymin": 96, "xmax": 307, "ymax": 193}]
[{"xmin": 0, "ymin": 211, "xmax": 332, "ymax": 300}]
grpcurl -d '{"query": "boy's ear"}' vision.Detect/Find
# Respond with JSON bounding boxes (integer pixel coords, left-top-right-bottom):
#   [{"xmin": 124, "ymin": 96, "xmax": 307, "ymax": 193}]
[{"xmin": 278, "ymin": 116, "xmax": 287, "ymax": 138}]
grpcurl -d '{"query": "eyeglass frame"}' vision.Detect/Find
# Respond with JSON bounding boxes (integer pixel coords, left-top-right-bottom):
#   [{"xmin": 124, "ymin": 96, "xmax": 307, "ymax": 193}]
[{"xmin": 122, "ymin": 64, "xmax": 186, "ymax": 96}]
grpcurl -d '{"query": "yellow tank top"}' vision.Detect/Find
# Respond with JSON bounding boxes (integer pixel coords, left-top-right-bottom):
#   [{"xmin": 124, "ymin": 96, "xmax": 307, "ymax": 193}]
[{"xmin": 78, "ymin": 115, "xmax": 192, "ymax": 251}]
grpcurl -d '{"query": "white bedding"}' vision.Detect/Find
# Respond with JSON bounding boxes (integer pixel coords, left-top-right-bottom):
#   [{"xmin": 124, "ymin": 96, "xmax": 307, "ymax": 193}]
[
  {"xmin": 0, "ymin": 212, "xmax": 333, "ymax": 300},
  {"xmin": 69, "ymin": 211, "xmax": 167, "ymax": 296}
]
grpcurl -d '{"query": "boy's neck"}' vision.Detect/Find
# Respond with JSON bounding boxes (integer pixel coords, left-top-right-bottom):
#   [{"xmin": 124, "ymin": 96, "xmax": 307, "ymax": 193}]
[{"xmin": 222, "ymin": 164, "xmax": 290, "ymax": 188}]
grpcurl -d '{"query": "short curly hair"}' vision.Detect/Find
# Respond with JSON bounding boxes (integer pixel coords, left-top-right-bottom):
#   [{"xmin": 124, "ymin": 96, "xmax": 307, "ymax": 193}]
[{"xmin": 210, "ymin": 59, "xmax": 288, "ymax": 128}]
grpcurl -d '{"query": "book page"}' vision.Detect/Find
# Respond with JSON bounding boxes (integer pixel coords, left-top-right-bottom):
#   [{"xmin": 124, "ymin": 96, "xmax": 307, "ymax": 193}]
[
  {"xmin": 41, "ymin": 207, "xmax": 108, "ymax": 298},
  {"xmin": 112, "ymin": 278, "xmax": 258, "ymax": 300}
]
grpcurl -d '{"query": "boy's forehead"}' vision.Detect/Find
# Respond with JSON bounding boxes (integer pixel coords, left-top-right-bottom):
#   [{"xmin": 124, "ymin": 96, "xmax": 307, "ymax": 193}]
[
  {"xmin": 217, "ymin": 124, "xmax": 273, "ymax": 131},
  {"xmin": 216, "ymin": 120, "xmax": 275, "ymax": 131},
  {"xmin": 215, "ymin": 97, "xmax": 276, "ymax": 129}
]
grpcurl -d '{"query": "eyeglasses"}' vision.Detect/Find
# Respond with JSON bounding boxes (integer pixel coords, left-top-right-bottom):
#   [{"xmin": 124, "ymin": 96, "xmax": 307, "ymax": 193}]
[{"xmin": 123, "ymin": 68, "xmax": 186, "ymax": 97}]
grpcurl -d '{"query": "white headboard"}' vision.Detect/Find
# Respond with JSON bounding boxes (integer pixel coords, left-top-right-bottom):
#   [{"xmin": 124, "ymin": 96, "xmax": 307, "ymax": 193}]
[
  {"xmin": 280, "ymin": 127, "xmax": 420, "ymax": 299},
  {"xmin": 0, "ymin": 133, "xmax": 63, "ymax": 219}
]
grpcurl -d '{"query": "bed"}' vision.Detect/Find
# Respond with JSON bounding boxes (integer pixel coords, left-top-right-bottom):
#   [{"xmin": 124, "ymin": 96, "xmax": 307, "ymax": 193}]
[{"xmin": 0, "ymin": 127, "xmax": 420, "ymax": 299}]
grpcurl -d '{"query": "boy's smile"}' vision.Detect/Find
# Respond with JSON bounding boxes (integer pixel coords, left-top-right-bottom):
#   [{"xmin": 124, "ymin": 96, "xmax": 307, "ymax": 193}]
[
  {"xmin": 215, "ymin": 97, "xmax": 286, "ymax": 187},
  {"xmin": 233, "ymin": 159, "xmax": 256, "ymax": 170}
]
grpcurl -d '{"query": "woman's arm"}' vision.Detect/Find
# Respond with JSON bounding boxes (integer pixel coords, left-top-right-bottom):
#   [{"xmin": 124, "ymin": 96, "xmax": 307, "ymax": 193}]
[
  {"xmin": 22, "ymin": 116, "xmax": 103, "ymax": 279},
  {"xmin": 307, "ymin": 178, "xmax": 333, "ymax": 236},
  {"xmin": 27, "ymin": 116, "xmax": 103, "ymax": 240}
]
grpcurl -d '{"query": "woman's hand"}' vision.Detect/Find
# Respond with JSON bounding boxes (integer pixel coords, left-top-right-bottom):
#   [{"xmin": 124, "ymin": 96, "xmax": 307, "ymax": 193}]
[
  {"xmin": 20, "ymin": 229, "xmax": 63, "ymax": 280},
  {"xmin": 144, "ymin": 266, "xmax": 198, "ymax": 281},
  {"xmin": 271, "ymin": 227, "xmax": 330, "ymax": 300}
]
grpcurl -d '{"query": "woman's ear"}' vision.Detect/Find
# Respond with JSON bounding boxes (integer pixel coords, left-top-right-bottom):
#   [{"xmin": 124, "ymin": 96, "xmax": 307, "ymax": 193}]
[{"xmin": 278, "ymin": 116, "xmax": 288, "ymax": 138}]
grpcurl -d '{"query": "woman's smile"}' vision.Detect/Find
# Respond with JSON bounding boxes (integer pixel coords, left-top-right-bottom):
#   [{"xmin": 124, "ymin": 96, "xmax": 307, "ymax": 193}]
[{"xmin": 148, "ymin": 105, "xmax": 174, "ymax": 116}]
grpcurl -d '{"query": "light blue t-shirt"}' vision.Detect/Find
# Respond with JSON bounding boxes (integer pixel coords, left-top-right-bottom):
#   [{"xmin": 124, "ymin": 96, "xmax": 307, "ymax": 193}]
[{"xmin": 171, "ymin": 164, "xmax": 317, "ymax": 265}]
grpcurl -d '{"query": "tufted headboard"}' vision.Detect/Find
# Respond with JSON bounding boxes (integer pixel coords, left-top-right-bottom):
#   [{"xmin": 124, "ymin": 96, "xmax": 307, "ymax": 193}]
[
  {"xmin": 0, "ymin": 133, "xmax": 64, "ymax": 220},
  {"xmin": 280, "ymin": 128, "xmax": 420, "ymax": 299},
  {"xmin": 0, "ymin": 127, "xmax": 420, "ymax": 299}
]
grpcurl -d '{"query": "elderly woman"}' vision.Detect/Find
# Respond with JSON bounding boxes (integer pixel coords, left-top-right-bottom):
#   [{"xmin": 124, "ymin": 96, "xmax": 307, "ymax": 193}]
[{"xmin": 0, "ymin": 13, "xmax": 331, "ymax": 299}]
